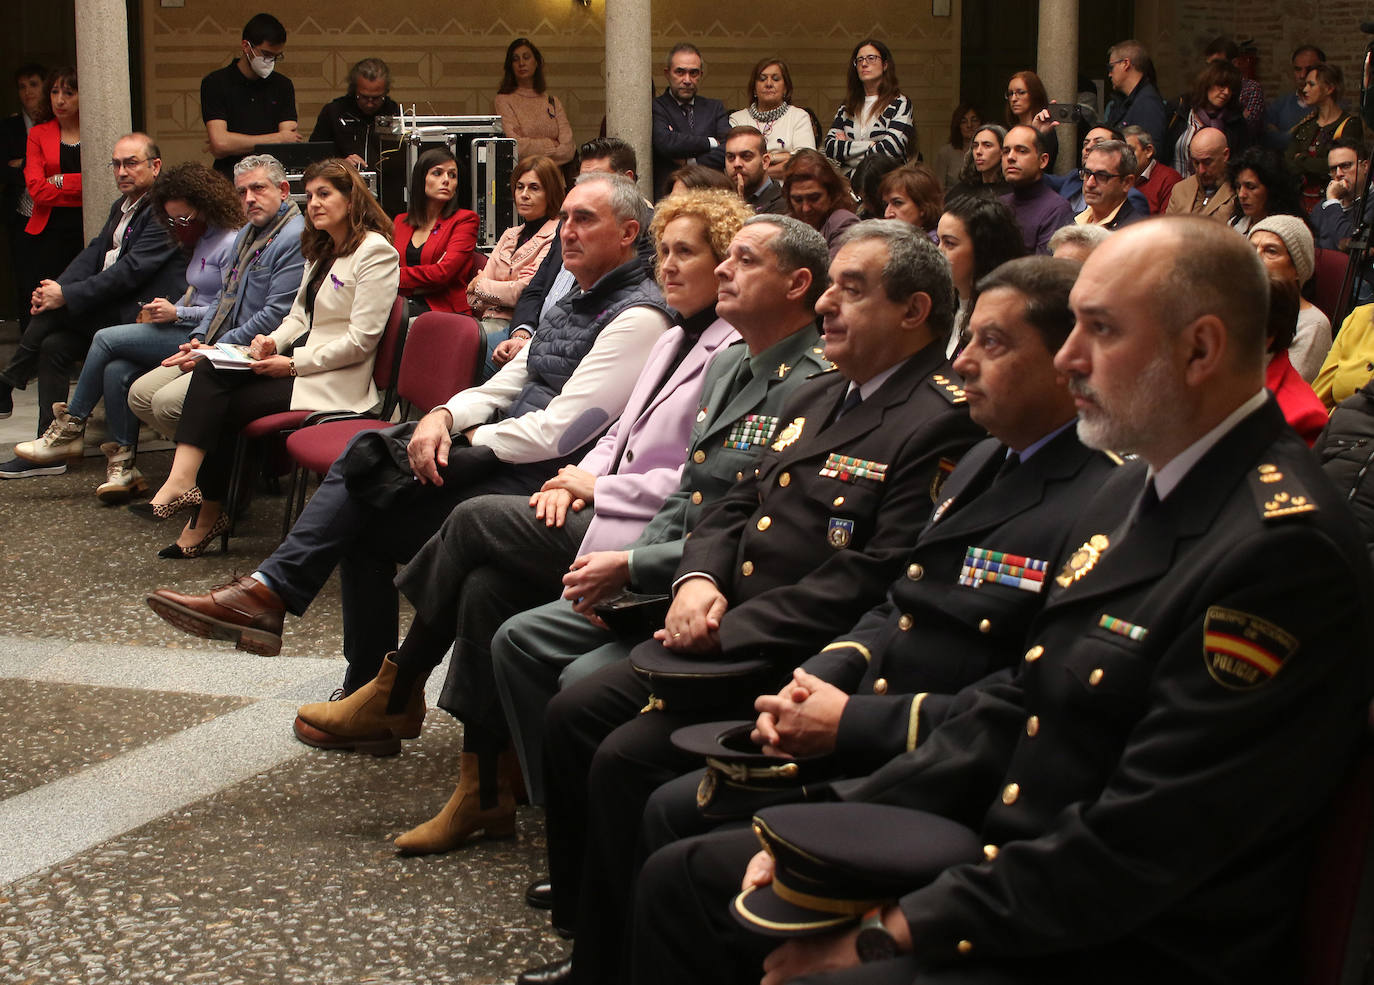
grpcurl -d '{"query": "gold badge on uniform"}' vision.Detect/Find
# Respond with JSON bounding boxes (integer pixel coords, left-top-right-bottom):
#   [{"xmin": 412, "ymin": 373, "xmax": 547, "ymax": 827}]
[
  {"xmin": 696, "ymin": 769, "xmax": 718, "ymax": 808},
  {"xmin": 1202, "ymin": 605, "xmax": 1297, "ymax": 689},
  {"xmin": 771, "ymin": 416, "xmax": 805, "ymax": 451},
  {"xmin": 1054, "ymin": 534, "xmax": 1110, "ymax": 588},
  {"xmin": 827, "ymin": 517, "xmax": 855, "ymax": 549}
]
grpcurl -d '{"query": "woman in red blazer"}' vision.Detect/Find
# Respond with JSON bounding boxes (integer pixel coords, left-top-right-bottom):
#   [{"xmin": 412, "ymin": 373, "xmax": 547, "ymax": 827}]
[
  {"xmin": 392, "ymin": 147, "xmax": 479, "ymax": 314},
  {"xmin": 22, "ymin": 67, "xmax": 84, "ymax": 302}
]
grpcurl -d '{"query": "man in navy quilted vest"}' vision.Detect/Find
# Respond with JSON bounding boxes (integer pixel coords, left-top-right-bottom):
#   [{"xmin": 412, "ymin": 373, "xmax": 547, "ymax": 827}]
[{"xmin": 146, "ymin": 173, "xmax": 672, "ymax": 667}]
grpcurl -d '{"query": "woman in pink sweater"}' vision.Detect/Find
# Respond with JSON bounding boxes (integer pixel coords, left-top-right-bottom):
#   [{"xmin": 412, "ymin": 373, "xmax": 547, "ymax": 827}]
[
  {"xmin": 466, "ymin": 154, "xmax": 565, "ymax": 378},
  {"xmin": 493, "ymin": 38, "xmax": 575, "ymax": 167}
]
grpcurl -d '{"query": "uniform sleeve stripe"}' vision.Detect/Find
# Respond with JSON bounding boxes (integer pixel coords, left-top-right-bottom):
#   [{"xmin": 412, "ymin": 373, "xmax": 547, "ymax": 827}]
[
  {"xmin": 906, "ymin": 692, "xmax": 928, "ymax": 751},
  {"xmin": 820, "ymin": 641, "xmax": 873, "ymax": 664}
]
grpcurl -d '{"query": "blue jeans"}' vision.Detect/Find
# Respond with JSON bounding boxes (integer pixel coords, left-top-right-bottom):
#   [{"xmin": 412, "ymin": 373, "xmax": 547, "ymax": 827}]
[{"xmin": 67, "ymin": 321, "xmax": 189, "ymax": 447}]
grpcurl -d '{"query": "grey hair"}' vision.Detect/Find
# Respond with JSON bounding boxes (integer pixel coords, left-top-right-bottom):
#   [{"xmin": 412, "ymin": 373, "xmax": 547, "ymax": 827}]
[
  {"xmin": 1087, "ymin": 139, "xmax": 1137, "ymax": 177},
  {"xmin": 741, "ymin": 214, "xmax": 830, "ymax": 306},
  {"xmin": 835, "ymin": 219, "xmax": 957, "ymax": 338},
  {"xmin": 574, "ymin": 171, "xmax": 645, "ymax": 226},
  {"xmin": 350, "ymin": 57, "xmax": 390, "ymax": 89},
  {"xmin": 234, "ymin": 154, "xmax": 288, "ymax": 186},
  {"xmin": 1048, "ymin": 223, "xmax": 1110, "ymax": 256},
  {"xmin": 1121, "ymin": 124, "xmax": 1153, "ymax": 151}
]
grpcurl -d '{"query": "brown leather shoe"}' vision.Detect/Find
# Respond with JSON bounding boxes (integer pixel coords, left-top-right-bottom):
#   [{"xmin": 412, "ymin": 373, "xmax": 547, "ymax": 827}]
[{"xmin": 146, "ymin": 575, "xmax": 285, "ymax": 656}]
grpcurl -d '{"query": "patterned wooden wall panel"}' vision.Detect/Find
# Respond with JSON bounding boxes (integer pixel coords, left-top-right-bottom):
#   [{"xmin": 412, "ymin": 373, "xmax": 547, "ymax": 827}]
[{"xmin": 139, "ymin": 1, "xmax": 962, "ymax": 174}]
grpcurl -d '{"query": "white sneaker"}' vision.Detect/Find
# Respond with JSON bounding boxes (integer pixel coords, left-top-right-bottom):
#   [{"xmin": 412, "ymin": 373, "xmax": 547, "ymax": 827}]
[{"xmin": 14, "ymin": 403, "xmax": 85, "ymax": 464}]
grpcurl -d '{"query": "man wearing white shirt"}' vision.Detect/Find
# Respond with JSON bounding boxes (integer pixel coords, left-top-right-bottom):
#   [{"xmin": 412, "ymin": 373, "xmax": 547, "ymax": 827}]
[{"xmin": 147, "ymin": 173, "xmax": 670, "ymax": 661}]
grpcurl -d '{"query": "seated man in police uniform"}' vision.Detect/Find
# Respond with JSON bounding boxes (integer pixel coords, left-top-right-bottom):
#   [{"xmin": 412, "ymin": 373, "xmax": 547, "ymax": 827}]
[
  {"xmin": 630, "ymin": 217, "xmax": 1374, "ymax": 985},
  {"xmin": 522, "ymin": 221, "xmax": 986, "ymax": 985},
  {"xmin": 637, "ymin": 256, "xmax": 1124, "ymax": 861}
]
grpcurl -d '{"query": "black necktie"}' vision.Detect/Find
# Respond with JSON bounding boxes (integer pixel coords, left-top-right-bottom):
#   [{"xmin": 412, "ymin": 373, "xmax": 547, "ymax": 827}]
[
  {"xmin": 685, "ymin": 100, "xmax": 695, "ymax": 131},
  {"xmin": 1128, "ymin": 478, "xmax": 1160, "ymax": 528},
  {"xmin": 996, "ymin": 452, "xmax": 1021, "ymax": 481},
  {"xmin": 835, "ymin": 387, "xmax": 862, "ymax": 422}
]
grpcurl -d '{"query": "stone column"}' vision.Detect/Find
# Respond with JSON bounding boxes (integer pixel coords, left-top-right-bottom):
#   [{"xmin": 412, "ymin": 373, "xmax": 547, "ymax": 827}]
[
  {"xmin": 604, "ymin": 0, "xmax": 653, "ymax": 199},
  {"xmin": 75, "ymin": 0, "xmax": 133, "ymax": 240},
  {"xmin": 1036, "ymin": 0, "xmax": 1079, "ymax": 174}
]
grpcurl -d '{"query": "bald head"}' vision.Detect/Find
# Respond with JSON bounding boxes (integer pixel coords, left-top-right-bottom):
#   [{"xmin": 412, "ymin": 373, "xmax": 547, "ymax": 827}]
[
  {"xmin": 1188, "ymin": 127, "xmax": 1229, "ymax": 187},
  {"xmin": 1058, "ymin": 216, "xmax": 1268, "ymax": 466}
]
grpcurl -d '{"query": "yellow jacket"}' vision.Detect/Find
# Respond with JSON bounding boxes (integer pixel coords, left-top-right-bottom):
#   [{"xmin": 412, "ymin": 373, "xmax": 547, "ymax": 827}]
[{"xmin": 1312, "ymin": 303, "xmax": 1374, "ymax": 410}]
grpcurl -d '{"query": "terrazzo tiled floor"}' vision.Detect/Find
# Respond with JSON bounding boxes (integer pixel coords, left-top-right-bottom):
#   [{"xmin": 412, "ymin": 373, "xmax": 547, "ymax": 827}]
[{"xmin": 0, "ymin": 382, "xmax": 564, "ymax": 984}]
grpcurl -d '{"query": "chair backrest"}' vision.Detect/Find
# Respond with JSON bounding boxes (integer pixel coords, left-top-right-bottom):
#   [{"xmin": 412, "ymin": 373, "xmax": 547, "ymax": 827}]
[
  {"xmin": 1312, "ymin": 247, "xmax": 1353, "ymax": 326},
  {"xmin": 1302, "ymin": 735, "xmax": 1374, "ymax": 985},
  {"xmin": 372, "ymin": 295, "xmax": 408, "ymax": 418},
  {"xmin": 395, "ymin": 311, "xmax": 483, "ymax": 416},
  {"xmin": 472, "ymin": 250, "xmax": 490, "ymax": 273}
]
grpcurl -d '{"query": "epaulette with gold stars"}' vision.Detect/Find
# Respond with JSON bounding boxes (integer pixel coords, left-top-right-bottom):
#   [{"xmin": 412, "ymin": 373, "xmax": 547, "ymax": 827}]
[
  {"xmin": 1248, "ymin": 463, "xmax": 1318, "ymax": 521},
  {"xmin": 804, "ymin": 346, "xmax": 840, "ymax": 378},
  {"xmin": 929, "ymin": 372, "xmax": 967, "ymax": 405}
]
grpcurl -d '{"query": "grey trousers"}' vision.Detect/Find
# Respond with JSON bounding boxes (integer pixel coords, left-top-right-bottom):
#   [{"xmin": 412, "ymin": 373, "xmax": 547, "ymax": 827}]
[
  {"xmin": 395, "ymin": 494, "xmax": 594, "ymax": 744},
  {"xmin": 490, "ymin": 596, "xmax": 631, "ymax": 805}
]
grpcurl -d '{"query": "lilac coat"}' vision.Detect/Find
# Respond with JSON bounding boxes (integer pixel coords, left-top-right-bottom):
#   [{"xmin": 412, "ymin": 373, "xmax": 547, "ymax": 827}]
[{"xmin": 575, "ymin": 316, "xmax": 740, "ymax": 555}]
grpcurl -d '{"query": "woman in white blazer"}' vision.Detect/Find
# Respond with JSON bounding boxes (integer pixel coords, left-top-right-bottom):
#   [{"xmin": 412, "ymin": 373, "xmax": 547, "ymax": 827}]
[{"xmin": 134, "ymin": 159, "xmax": 399, "ymax": 558}]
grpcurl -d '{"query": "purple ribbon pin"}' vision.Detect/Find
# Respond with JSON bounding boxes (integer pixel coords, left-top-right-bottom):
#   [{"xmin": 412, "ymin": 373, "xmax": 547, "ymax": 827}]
[{"xmin": 330, "ymin": 274, "xmax": 344, "ymax": 290}]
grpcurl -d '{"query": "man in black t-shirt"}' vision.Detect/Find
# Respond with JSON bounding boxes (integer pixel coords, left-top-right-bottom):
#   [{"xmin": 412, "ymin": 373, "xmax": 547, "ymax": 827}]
[{"xmin": 200, "ymin": 13, "xmax": 300, "ymax": 179}]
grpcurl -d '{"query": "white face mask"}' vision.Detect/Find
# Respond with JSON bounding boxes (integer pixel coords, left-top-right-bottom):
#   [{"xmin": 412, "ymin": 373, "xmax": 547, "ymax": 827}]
[{"xmin": 245, "ymin": 44, "xmax": 276, "ymax": 79}]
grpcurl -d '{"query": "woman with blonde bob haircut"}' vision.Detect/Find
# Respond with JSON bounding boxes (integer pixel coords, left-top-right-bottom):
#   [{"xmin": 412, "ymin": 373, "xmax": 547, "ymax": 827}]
[{"xmin": 133, "ymin": 158, "xmax": 399, "ymax": 557}]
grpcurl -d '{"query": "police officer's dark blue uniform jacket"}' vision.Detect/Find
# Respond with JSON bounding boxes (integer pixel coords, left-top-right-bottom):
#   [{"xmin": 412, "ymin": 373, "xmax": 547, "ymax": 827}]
[{"xmin": 833, "ymin": 396, "xmax": 1374, "ymax": 983}]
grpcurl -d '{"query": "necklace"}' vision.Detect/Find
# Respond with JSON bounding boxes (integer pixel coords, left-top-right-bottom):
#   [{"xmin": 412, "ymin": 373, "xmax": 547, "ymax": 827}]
[{"xmin": 748, "ymin": 102, "xmax": 790, "ymax": 133}]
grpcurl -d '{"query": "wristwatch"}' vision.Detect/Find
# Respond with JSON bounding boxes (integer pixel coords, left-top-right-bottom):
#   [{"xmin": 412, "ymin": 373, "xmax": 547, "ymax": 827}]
[{"xmin": 855, "ymin": 907, "xmax": 898, "ymax": 963}]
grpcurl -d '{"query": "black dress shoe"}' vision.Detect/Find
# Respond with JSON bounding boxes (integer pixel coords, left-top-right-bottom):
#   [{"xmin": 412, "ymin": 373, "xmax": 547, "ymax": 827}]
[
  {"xmin": 516, "ymin": 957, "xmax": 572, "ymax": 985},
  {"xmin": 525, "ymin": 878, "xmax": 554, "ymax": 910}
]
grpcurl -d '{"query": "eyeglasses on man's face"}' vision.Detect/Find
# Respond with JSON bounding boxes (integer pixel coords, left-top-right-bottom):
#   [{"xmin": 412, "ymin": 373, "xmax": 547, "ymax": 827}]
[
  {"xmin": 1079, "ymin": 168, "xmax": 1124, "ymax": 184},
  {"xmin": 108, "ymin": 157, "xmax": 149, "ymax": 172},
  {"xmin": 249, "ymin": 43, "xmax": 286, "ymax": 64}
]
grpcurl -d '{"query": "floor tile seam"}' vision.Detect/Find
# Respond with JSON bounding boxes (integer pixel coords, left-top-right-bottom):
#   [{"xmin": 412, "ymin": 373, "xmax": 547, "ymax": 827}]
[
  {"xmin": 0, "ymin": 634, "xmax": 345, "ymax": 699},
  {"xmin": 0, "ymin": 698, "xmax": 310, "ymax": 887}
]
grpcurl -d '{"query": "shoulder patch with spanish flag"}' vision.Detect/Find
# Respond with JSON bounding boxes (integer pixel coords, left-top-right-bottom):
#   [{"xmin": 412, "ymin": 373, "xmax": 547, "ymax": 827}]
[{"xmin": 1202, "ymin": 606, "xmax": 1299, "ymax": 690}]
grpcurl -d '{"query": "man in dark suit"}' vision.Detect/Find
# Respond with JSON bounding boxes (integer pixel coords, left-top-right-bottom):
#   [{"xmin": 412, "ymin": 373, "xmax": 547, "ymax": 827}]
[
  {"xmin": 651, "ymin": 43, "xmax": 729, "ymax": 199},
  {"xmin": 632, "ymin": 217, "xmax": 1374, "ymax": 985},
  {"xmin": 523, "ymin": 221, "xmax": 984, "ymax": 985},
  {"xmin": 0, "ymin": 132, "xmax": 183, "ymax": 476}
]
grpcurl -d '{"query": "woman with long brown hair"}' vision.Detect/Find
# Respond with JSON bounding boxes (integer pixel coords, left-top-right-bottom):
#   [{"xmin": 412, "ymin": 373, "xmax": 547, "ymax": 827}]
[
  {"xmin": 466, "ymin": 154, "xmax": 565, "ymax": 377},
  {"xmin": 1004, "ymin": 70, "xmax": 1058, "ymax": 168},
  {"xmin": 823, "ymin": 38, "xmax": 914, "ymax": 176},
  {"xmin": 1286, "ymin": 63, "xmax": 1363, "ymax": 208},
  {"xmin": 393, "ymin": 147, "xmax": 479, "ymax": 315},
  {"xmin": 133, "ymin": 159, "xmax": 398, "ymax": 558},
  {"xmin": 493, "ymin": 37, "xmax": 575, "ymax": 166}
]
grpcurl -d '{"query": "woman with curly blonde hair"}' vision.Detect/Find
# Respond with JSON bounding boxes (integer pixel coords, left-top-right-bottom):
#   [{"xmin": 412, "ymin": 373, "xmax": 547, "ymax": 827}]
[
  {"xmin": 14, "ymin": 162, "xmax": 246, "ymax": 503},
  {"xmin": 283, "ymin": 188, "xmax": 755, "ymax": 859}
]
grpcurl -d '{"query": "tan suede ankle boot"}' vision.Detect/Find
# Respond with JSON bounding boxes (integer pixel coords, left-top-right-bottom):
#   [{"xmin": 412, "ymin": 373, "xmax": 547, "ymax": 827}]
[
  {"xmin": 393, "ymin": 749, "xmax": 518, "ymax": 854},
  {"xmin": 292, "ymin": 655, "xmax": 426, "ymax": 756}
]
